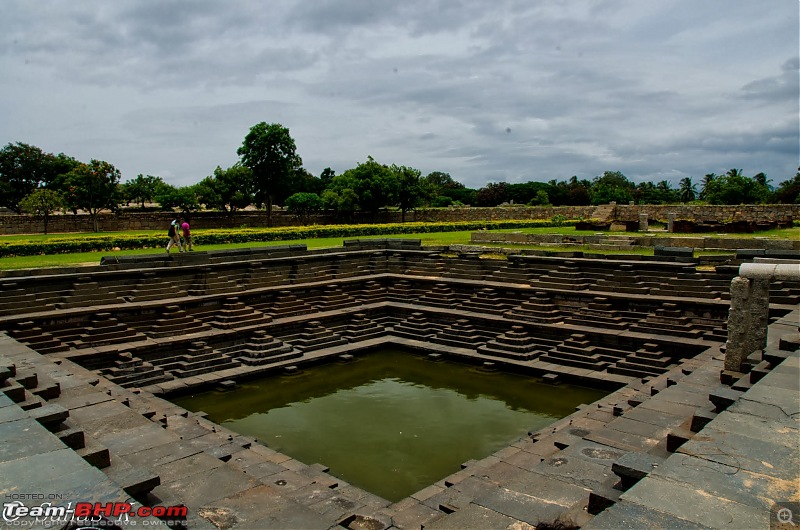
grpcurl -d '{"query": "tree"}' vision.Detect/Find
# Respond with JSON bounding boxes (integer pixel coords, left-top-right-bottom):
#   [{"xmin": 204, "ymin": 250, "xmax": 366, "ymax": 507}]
[
  {"xmin": 772, "ymin": 168, "xmax": 800, "ymax": 204},
  {"xmin": 285, "ymin": 192, "xmax": 322, "ymax": 225},
  {"xmin": 506, "ymin": 182, "xmax": 549, "ymax": 205},
  {"xmin": 528, "ymin": 190, "xmax": 551, "ymax": 206},
  {"xmin": 320, "ymin": 167, "xmax": 336, "ymax": 189},
  {"xmin": 287, "ymin": 167, "xmax": 324, "ymax": 197},
  {"xmin": 321, "ymin": 188, "xmax": 358, "ymax": 220},
  {"xmin": 441, "ymin": 186, "xmax": 477, "ymax": 206},
  {"xmin": 42, "ymin": 152, "xmax": 80, "ymax": 190},
  {"xmin": 421, "ymin": 171, "xmax": 473, "ymax": 206},
  {"xmin": 392, "ymin": 164, "xmax": 425, "ymax": 222},
  {"xmin": 330, "ymin": 156, "xmax": 398, "ymax": 222},
  {"xmin": 559, "ymin": 176, "xmax": 591, "ymax": 206},
  {"xmin": 590, "ymin": 171, "xmax": 634, "ymax": 205},
  {"xmin": 195, "ymin": 164, "xmax": 253, "ymax": 214},
  {"xmin": 699, "ymin": 173, "xmax": 716, "ymax": 200},
  {"xmin": 65, "ymin": 159, "xmax": 122, "ymax": 232},
  {"xmin": 753, "ymin": 172, "xmax": 772, "ymax": 190},
  {"xmin": 19, "ymin": 188, "xmax": 65, "ymax": 234},
  {"xmin": 122, "ymin": 174, "xmax": 164, "ymax": 209},
  {"xmin": 0, "ymin": 143, "xmax": 51, "ymax": 212},
  {"xmin": 678, "ymin": 177, "xmax": 697, "ymax": 203},
  {"xmin": 237, "ymin": 122, "xmax": 302, "ymax": 225},
  {"xmin": 702, "ymin": 171, "xmax": 770, "ymax": 205},
  {"xmin": 475, "ymin": 182, "xmax": 510, "ymax": 206},
  {"xmin": 155, "ymin": 184, "xmax": 200, "ymax": 218}
]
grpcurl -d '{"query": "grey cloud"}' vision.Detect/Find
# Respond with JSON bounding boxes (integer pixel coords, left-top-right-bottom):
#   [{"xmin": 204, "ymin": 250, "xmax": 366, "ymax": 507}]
[
  {"xmin": 740, "ymin": 57, "xmax": 800, "ymax": 103},
  {"xmin": 0, "ymin": 0, "xmax": 797, "ymax": 189}
]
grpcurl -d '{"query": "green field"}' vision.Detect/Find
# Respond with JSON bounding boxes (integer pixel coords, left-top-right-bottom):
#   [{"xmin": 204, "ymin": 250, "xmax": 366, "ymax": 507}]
[{"xmin": 0, "ymin": 225, "xmax": 796, "ymax": 271}]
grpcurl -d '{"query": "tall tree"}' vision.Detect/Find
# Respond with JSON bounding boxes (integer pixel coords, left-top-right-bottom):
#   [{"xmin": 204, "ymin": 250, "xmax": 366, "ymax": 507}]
[
  {"xmin": 699, "ymin": 173, "xmax": 716, "ymax": 200},
  {"xmin": 753, "ymin": 172, "xmax": 772, "ymax": 190},
  {"xmin": 678, "ymin": 177, "xmax": 697, "ymax": 203},
  {"xmin": 392, "ymin": 164, "xmax": 425, "ymax": 222},
  {"xmin": 237, "ymin": 122, "xmax": 302, "ymax": 226},
  {"xmin": 65, "ymin": 159, "xmax": 122, "ymax": 232},
  {"xmin": 0, "ymin": 142, "xmax": 50, "ymax": 212}
]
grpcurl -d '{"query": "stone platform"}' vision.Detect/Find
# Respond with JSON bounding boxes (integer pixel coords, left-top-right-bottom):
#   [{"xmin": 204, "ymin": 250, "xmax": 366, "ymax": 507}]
[{"xmin": 0, "ymin": 241, "xmax": 797, "ymax": 529}]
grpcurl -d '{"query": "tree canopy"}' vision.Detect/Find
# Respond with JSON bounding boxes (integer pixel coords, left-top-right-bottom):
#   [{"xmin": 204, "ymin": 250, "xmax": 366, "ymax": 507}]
[
  {"xmin": 237, "ymin": 122, "xmax": 302, "ymax": 224},
  {"xmin": 0, "ymin": 143, "xmax": 77, "ymax": 213},
  {"xmin": 19, "ymin": 188, "xmax": 64, "ymax": 234},
  {"xmin": 65, "ymin": 159, "xmax": 122, "ymax": 232},
  {"xmin": 121, "ymin": 174, "xmax": 164, "ymax": 209},
  {"xmin": 195, "ymin": 164, "xmax": 254, "ymax": 214}
]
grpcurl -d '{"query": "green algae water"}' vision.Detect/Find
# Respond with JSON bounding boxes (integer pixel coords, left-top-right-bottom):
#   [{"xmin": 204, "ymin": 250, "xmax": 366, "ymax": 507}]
[{"xmin": 173, "ymin": 348, "xmax": 607, "ymax": 501}]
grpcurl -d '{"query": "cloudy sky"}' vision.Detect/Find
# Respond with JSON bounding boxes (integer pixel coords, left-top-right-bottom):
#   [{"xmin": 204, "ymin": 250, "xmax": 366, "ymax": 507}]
[{"xmin": 1, "ymin": 1, "xmax": 797, "ymax": 189}]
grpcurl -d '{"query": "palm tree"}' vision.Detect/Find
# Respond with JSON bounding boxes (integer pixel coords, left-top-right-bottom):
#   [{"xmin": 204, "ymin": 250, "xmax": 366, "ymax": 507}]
[
  {"xmin": 679, "ymin": 177, "xmax": 697, "ymax": 203},
  {"xmin": 700, "ymin": 173, "xmax": 716, "ymax": 200},
  {"xmin": 753, "ymin": 172, "xmax": 772, "ymax": 190}
]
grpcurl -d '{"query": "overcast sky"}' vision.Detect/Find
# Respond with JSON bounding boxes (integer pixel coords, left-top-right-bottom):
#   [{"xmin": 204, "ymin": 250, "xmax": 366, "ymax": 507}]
[{"xmin": 1, "ymin": 1, "xmax": 797, "ymax": 189}]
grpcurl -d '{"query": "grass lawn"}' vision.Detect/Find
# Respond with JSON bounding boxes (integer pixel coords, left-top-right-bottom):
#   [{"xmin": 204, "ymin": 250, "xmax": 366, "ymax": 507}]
[
  {"xmin": 0, "ymin": 224, "xmax": 796, "ymax": 271},
  {"xmin": 0, "ymin": 231, "xmax": 478, "ymax": 270}
]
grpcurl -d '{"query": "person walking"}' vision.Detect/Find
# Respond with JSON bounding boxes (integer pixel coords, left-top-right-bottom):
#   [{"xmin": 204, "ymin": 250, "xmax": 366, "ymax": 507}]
[
  {"xmin": 166, "ymin": 219, "xmax": 183, "ymax": 253},
  {"xmin": 181, "ymin": 218, "xmax": 193, "ymax": 251}
]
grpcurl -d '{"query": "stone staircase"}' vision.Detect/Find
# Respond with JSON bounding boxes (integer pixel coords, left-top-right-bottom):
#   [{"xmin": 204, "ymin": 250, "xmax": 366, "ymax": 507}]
[{"xmin": 591, "ymin": 203, "xmax": 617, "ymax": 223}]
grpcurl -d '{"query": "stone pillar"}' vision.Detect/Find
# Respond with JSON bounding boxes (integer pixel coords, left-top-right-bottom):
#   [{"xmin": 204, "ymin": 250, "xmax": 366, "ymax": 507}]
[
  {"xmin": 667, "ymin": 212, "xmax": 676, "ymax": 233},
  {"xmin": 748, "ymin": 277, "xmax": 770, "ymax": 355},
  {"xmin": 726, "ymin": 263, "xmax": 800, "ymax": 372},
  {"xmin": 724, "ymin": 276, "xmax": 752, "ymax": 372},
  {"xmin": 638, "ymin": 214, "xmax": 649, "ymax": 232}
]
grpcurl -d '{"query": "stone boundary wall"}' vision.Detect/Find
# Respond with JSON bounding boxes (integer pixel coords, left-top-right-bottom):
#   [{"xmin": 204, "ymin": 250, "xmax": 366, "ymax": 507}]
[
  {"xmin": 615, "ymin": 204, "xmax": 798, "ymax": 224},
  {"xmin": 0, "ymin": 204, "xmax": 796, "ymax": 235}
]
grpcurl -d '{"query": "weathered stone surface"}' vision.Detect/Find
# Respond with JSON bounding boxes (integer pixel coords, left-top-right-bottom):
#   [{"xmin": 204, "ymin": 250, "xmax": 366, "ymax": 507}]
[
  {"xmin": 586, "ymin": 499, "xmax": 709, "ymax": 529},
  {"xmin": 424, "ymin": 502, "xmax": 526, "ymax": 529},
  {"xmin": 0, "ymin": 418, "xmax": 66, "ymax": 463},
  {"xmin": 0, "ymin": 238, "xmax": 797, "ymax": 530},
  {"xmin": 619, "ymin": 475, "xmax": 768, "ymax": 529}
]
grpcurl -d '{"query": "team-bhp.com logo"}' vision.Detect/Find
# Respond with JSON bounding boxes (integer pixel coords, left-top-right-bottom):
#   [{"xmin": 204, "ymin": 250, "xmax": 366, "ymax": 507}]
[{"xmin": 3, "ymin": 500, "xmax": 188, "ymax": 526}]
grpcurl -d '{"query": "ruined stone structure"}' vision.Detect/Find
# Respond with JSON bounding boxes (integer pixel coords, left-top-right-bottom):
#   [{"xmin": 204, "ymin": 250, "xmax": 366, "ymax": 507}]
[{"xmin": 0, "ymin": 240, "xmax": 797, "ymax": 528}]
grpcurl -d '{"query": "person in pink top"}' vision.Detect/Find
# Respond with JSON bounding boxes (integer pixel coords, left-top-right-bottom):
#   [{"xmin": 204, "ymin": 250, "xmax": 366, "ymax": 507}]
[{"xmin": 180, "ymin": 219, "xmax": 193, "ymax": 251}]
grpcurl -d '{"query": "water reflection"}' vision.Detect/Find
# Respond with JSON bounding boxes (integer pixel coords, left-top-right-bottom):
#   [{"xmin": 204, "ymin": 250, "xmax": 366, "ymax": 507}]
[{"xmin": 173, "ymin": 348, "xmax": 607, "ymax": 501}]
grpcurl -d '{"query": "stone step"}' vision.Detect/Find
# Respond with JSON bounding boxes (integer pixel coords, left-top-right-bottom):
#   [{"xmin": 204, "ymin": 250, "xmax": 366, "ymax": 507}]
[
  {"xmin": 77, "ymin": 442, "xmax": 111, "ymax": 469},
  {"xmin": 239, "ymin": 350, "xmax": 303, "ymax": 366},
  {"xmin": 103, "ymin": 458, "xmax": 161, "ymax": 499},
  {"xmin": 56, "ymin": 426, "xmax": 86, "ymax": 450},
  {"xmin": 612, "ymin": 452, "xmax": 664, "ymax": 491},
  {"xmin": 690, "ymin": 407, "xmax": 717, "ymax": 433},
  {"xmin": 29, "ymin": 403, "xmax": 69, "ymax": 430}
]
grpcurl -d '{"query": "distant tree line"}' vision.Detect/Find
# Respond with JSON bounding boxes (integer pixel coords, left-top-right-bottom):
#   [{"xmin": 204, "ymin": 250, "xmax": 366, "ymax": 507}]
[{"xmin": 2, "ymin": 123, "xmax": 798, "ymax": 232}]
